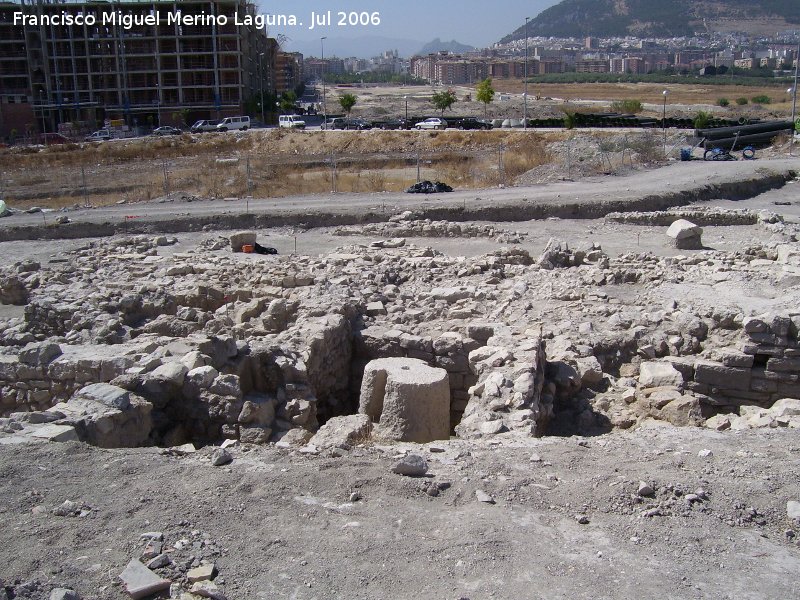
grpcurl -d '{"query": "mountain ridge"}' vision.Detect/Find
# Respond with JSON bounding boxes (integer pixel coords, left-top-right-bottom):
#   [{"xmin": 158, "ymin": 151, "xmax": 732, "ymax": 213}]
[
  {"xmin": 499, "ymin": 0, "xmax": 800, "ymax": 43},
  {"xmin": 418, "ymin": 38, "xmax": 477, "ymax": 55}
]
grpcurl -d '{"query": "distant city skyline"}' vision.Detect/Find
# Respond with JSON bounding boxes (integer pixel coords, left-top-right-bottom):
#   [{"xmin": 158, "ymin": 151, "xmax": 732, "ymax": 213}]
[{"xmin": 257, "ymin": 0, "xmax": 561, "ymax": 54}]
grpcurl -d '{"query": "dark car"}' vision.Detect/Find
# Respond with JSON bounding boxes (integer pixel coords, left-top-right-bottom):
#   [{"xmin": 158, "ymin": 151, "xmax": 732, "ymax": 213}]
[
  {"xmin": 457, "ymin": 118, "xmax": 493, "ymax": 130},
  {"xmin": 380, "ymin": 118, "xmax": 413, "ymax": 130},
  {"xmin": 343, "ymin": 118, "xmax": 372, "ymax": 130},
  {"xmin": 152, "ymin": 126, "xmax": 182, "ymax": 136},
  {"xmin": 323, "ymin": 117, "xmax": 347, "ymax": 130}
]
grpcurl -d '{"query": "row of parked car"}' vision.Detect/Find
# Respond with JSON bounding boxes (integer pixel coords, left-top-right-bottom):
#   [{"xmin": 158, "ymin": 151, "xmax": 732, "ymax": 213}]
[
  {"xmin": 322, "ymin": 116, "xmax": 493, "ymax": 131},
  {"xmin": 33, "ymin": 114, "xmax": 495, "ymax": 145}
]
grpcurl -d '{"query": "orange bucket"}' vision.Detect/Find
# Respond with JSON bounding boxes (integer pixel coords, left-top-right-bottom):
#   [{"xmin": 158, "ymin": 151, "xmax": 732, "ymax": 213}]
[{"xmin": 241, "ymin": 244, "xmax": 254, "ymax": 253}]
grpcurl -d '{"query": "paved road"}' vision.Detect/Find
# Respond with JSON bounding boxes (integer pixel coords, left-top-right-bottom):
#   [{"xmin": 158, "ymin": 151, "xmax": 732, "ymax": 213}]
[{"xmin": 1, "ymin": 158, "xmax": 797, "ymax": 239}]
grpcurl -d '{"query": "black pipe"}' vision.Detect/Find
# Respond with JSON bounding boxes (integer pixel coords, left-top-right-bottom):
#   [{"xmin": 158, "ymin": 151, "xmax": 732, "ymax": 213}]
[
  {"xmin": 697, "ymin": 120, "xmax": 794, "ymax": 140},
  {"xmin": 703, "ymin": 130, "xmax": 787, "ymax": 149}
]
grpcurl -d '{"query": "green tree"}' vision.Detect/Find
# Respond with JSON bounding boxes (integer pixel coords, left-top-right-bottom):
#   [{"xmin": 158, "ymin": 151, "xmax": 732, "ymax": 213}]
[
  {"xmin": 476, "ymin": 78, "xmax": 495, "ymax": 118},
  {"xmin": 431, "ymin": 89, "xmax": 457, "ymax": 116},
  {"xmin": 279, "ymin": 91, "xmax": 298, "ymax": 113},
  {"xmin": 693, "ymin": 110, "xmax": 712, "ymax": 129},
  {"xmin": 339, "ymin": 93, "xmax": 357, "ymax": 115}
]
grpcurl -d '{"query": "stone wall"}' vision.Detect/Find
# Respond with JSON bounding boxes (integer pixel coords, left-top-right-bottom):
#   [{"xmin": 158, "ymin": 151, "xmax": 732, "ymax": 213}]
[{"xmin": 665, "ymin": 314, "xmax": 800, "ymax": 410}]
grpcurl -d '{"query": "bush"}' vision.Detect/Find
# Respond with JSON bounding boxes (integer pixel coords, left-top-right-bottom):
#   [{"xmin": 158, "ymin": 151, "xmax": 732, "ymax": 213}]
[
  {"xmin": 735, "ymin": 97, "xmax": 748, "ymax": 105},
  {"xmin": 716, "ymin": 98, "xmax": 730, "ymax": 107},
  {"xmin": 610, "ymin": 99, "xmax": 643, "ymax": 114},
  {"xmin": 563, "ymin": 112, "xmax": 577, "ymax": 129},
  {"xmin": 693, "ymin": 111, "xmax": 712, "ymax": 129},
  {"xmin": 751, "ymin": 95, "xmax": 771, "ymax": 104}
]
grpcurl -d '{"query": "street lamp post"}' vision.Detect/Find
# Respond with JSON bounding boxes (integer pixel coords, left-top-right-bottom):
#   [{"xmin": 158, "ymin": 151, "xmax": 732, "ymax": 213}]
[
  {"xmin": 524, "ymin": 16, "xmax": 530, "ymax": 130},
  {"xmin": 662, "ymin": 89, "xmax": 669, "ymax": 156},
  {"xmin": 790, "ymin": 42, "xmax": 799, "ymax": 156},
  {"xmin": 258, "ymin": 52, "xmax": 265, "ymax": 125},
  {"xmin": 156, "ymin": 83, "xmax": 162, "ymax": 128},
  {"xmin": 321, "ymin": 37, "xmax": 327, "ymax": 127},
  {"xmin": 404, "ymin": 95, "xmax": 408, "ymax": 120},
  {"xmin": 39, "ymin": 90, "xmax": 47, "ymax": 145}
]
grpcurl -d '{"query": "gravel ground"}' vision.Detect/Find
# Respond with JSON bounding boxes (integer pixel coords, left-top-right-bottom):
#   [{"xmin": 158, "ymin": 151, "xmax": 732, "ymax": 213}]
[{"xmin": 0, "ymin": 425, "xmax": 798, "ymax": 600}]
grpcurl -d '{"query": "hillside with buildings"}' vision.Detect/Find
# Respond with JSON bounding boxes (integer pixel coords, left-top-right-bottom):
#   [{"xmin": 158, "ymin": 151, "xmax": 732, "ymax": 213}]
[{"xmin": 500, "ymin": 0, "xmax": 800, "ymax": 42}]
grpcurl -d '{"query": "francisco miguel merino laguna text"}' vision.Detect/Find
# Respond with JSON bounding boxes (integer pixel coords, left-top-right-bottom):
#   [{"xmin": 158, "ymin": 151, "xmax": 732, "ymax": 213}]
[{"xmin": 13, "ymin": 10, "xmax": 294, "ymax": 30}]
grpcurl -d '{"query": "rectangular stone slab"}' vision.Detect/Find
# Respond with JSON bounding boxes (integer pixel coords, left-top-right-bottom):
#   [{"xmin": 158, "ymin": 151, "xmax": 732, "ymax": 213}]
[
  {"xmin": 29, "ymin": 424, "xmax": 79, "ymax": 443},
  {"xmin": 119, "ymin": 559, "xmax": 171, "ymax": 599}
]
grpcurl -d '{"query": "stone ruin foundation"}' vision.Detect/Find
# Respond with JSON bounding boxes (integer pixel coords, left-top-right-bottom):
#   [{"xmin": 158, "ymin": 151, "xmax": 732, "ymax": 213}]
[{"xmin": 1, "ymin": 230, "xmax": 799, "ymax": 448}]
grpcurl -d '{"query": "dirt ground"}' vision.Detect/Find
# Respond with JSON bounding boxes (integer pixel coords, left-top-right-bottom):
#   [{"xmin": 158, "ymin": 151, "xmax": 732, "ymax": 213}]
[{"xmin": 0, "ymin": 424, "xmax": 798, "ymax": 600}]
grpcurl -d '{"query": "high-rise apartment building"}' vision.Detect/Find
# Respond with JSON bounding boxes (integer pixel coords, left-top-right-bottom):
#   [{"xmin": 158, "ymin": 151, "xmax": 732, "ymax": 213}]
[{"xmin": 0, "ymin": 0, "xmax": 281, "ymax": 137}]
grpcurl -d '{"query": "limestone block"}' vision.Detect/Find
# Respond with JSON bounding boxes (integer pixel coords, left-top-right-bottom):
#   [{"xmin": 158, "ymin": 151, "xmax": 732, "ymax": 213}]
[
  {"xmin": 776, "ymin": 244, "xmax": 800, "ymax": 266},
  {"xmin": 186, "ymin": 366, "xmax": 219, "ymax": 390},
  {"xmin": 233, "ymin": 298, "xmax": 266, "ymax": 324},
  {"xmin": 239, "ymin": 426, "xmax": 272, "ymax": 444},
  {"xmin": 433, "ymin": 333, "xmax": 465, "ymax": 355},
  {"xmin": 0, "ymin": 356, "xmax": 18, "ymax": 381},
  {"xmin": 660, "ymin": 396, "xmax": 704, "ymax": 427},
  {"xmin": 237, "ymin": 394, "xmax": 276, "ymax": 427},
  {"xmin": 308, "ymin": 414, "xmax": 371, "ymax": 449},
  {"xmin": 743, "ymin": 317, "xmax": 768, "ymax": 334},
  {"xmin": 29, "ymin": 424, "xmax": 80, "ymax": 443},
  {"xmin": 770, "ymin": 398, "xmax": 800, "ymax": 417},
  {"xmin": 118, "ymin": 559, "xmax": 171, "ymax": 600},
  {"xmin": 720, "ymin": 350, "xmax": 754, "ymax": 369},
  {"xmin": 150, "ymin": 362, "xmax": 188, "ymax": 386},
  {"xmin": 64, "ymin": 393, "xmax": 153, "ymax": 448},
  {"xmin": 705, "ymin": 414, "xmax": 731, "ymax": 431},
  {"xmin": 429, "ymin": 286, "xmax": 475, "ymax": 303},
  {"xmin": 229, "ymin": 231, "xmax": 256, "ymax": 252},
  {"xmin": 765, "ymin": 357, "xmax": 800, "ymax": 372},
  {"xmin": 574, "ymin": 356, "xmax": 604, "ymax": 385},
  {"xmin": 639, "ymin": 362, "xmax": 684, "ymax": 388},
  {"xmin": 365, "ymin": 301, "xmax": 387, "ymax": 316},
  {"xmin": 19, "ymin": 342, "xmax": 62, "ymax": 366},
  {"xmin": 359, "ymin": 358, "xmax": 450, "ymax": 443},
  {"xmin": 666, "ymin": 219, "xmax": 703, "ymax": 249},
  {"xmin": 73, "ymin": 383, "xmax": 131, "ymax": 410},
  {"xmin": 694, "ymin": 361, "xmax": 751, "ymax": 391},
  {"xmin": 180, "ymin": 351, "xmax": 210, "ymax": 371}
]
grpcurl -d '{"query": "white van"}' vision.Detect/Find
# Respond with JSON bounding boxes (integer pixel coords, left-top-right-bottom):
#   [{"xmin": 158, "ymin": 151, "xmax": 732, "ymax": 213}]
[
  {"xmin": 278, "ymin": 115, "xmax": 306, "ymax": 129},
  {"xmin": 216, "ymin": 116, "xmax": 250, "ymax": 131}
]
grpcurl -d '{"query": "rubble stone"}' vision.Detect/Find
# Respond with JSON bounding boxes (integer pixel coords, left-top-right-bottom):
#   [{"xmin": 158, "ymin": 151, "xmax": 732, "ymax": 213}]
[
  {"xmin": 666, "ymin": 219, "xmax": 703, "ymax": 249},
  {"xmin": 308, "ymin": 414, "xmax": 371, "ymax": 449},
  {"xmin": 118, "ymin": 559, "xmax": 171, "ymax": 599},
  {"xmin": 229, "ymin": 231, "xmax": 256, "ymax": 252}
]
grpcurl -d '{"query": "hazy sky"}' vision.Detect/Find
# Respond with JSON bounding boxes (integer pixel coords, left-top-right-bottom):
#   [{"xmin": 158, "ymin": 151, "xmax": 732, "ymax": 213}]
[{"xmin": 258, "ymin": 0, "xmax": 561, "ymax": 48}]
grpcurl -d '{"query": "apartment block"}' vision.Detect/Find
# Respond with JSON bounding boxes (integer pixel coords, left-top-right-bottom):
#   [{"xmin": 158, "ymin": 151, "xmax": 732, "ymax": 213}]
[
  {"xmin": 575, "ymin": 59, "xmax": 609, "ymax": 73},
  {"xmin": 0, "ymin": 0, "xmax": 279, "ymax": 137}
]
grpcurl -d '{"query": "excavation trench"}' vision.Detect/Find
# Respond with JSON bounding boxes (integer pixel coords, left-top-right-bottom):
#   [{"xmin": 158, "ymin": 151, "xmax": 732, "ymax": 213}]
[{"xmin": 0, "ymin": 167, "xmax": 793, "ymax": 242}]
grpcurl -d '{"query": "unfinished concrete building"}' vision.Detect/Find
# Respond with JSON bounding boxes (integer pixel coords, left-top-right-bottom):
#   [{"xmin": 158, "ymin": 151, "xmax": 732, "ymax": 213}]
[{"xmin": 0, "ymin": 0, "xmax": 281, "ymax": 138}]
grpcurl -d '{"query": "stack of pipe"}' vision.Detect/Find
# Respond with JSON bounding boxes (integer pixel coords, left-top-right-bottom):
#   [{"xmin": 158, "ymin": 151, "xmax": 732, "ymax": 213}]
[{"xmin": 696, "ymin": 120, "xmax": 794, "ymax": 150}]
